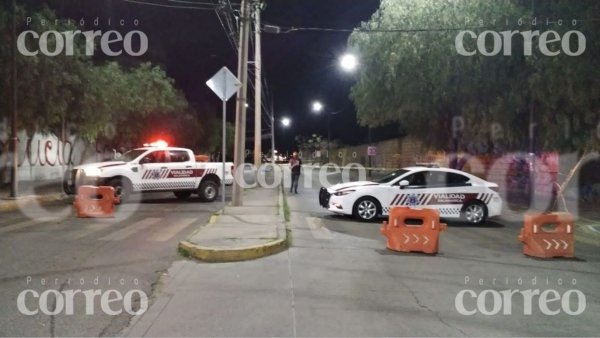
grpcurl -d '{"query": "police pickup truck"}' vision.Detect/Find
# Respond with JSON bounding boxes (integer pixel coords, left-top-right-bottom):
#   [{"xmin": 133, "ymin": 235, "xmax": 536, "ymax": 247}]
[{"xmin": 64, "ymin": 146, "xmax": 234, "ymax": 203}]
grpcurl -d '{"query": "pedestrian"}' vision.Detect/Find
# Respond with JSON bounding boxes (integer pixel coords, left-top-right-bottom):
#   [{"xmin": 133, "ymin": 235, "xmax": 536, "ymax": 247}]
[{"xmin": 289, "ymin": 151, "xmax": 301, "ymax": 194}]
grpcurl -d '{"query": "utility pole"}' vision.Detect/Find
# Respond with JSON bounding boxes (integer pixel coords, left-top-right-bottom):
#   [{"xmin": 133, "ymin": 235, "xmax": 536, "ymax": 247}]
[
  {"xmin": 270, "ymin": 99, "xmax": 275, "ymax": 166},
  {"xmin": 253, "ymin": 1, "xmax": 263, "ymax": 169},
  {"xmin": 232, "ymin": 0, "xmax": 252, "ymax": 206},
  {"xmin": 10, "ymin": 0, "xmax": 18, "ymax": 198}
]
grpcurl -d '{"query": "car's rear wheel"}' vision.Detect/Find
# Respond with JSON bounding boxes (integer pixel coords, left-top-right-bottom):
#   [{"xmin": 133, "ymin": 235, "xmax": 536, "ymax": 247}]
[
  {"xmin": 198, "ymin": 180, "xmax": 219, "ymax": 202},
  {"xmin": 353, "ymin": 197, "xmax": 380, "ymax": 222},
  {"xmin": 174, "ymin": 191, "xmax": 193, "ymax": 200},
  {"xmin": 462, "ymin": 201, "xmax": 488, "ymax": 225}
]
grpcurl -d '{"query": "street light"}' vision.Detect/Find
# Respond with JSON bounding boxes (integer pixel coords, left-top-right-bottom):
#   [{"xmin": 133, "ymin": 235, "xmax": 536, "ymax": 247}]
[
  {"xmin": 280, "ymin": 117, "xmax": 291, "ymax": 158},
  {"xmin": 312, "ymin": 101, "xmax": 323, "ymax": 113},
  {"xmin": 311, "ymin": 101, "xmax": 340, "ymax": 163},
  {"xmin": 339, "ymin": 53, "xmax": 358, "ymax": 72}
]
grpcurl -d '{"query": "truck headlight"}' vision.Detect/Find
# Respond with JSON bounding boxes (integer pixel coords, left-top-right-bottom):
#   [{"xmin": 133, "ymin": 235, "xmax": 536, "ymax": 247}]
[
  {"xmin": 84, "ymin": 168, "xmax": 102, "ymax": 177},
  {"xmin": 333, "ymin": 189, "xmax": 355, "ymax": 196}
]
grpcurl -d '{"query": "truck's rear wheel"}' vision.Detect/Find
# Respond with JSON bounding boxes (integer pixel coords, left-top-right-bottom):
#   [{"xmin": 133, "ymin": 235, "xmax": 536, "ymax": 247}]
[{"xmin": 198, "ymin": 180, "xmax": 219, "ymax": 202}]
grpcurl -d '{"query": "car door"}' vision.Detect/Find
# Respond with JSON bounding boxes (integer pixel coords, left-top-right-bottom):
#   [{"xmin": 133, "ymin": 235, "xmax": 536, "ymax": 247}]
[
  {"xmin": 384, "ymin": 171, "xmax": 428, "ymax": 210},
  {"xmin": 139, "ymin": 150, "xmax": 170, "ymax": 191},
  {"xmin": 164, "ymin": 150, "xmax": 197, "ymax": 190},
  {"xmin": 421, "ymin": 171, "xmax": 473, "ymax": 218}
]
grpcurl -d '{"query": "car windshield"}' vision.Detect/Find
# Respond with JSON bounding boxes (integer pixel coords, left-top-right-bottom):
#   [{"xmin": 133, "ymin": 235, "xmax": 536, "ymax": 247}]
[
  {"xmin": 119, "ymin": 149, "xmax": 147, "ymax": 162},
  {"xmin": 376, "ymin": 169, "xmax": 409, "ymax": 183}
]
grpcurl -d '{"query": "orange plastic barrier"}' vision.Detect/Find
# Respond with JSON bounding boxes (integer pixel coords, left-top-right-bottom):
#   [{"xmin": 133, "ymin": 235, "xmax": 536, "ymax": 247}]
[
  {"xmin": 73, "ymin": 185, "xmax": 120, "ymax": 218},
  {"xmin": 518, "ymin": 212, "xmax": 575, "ymax": 258},
  {"xmin": 380, "ymin": 206, "xmax": 447, "ymax": 254}
]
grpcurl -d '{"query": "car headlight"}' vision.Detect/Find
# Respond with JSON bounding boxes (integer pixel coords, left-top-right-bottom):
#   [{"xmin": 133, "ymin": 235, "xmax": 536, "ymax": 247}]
[
  {"xmin": 84, "ymin": 168, "xmax": 102, "ymax": 177},
  {"xmin": 333, "ymin": 189, "xmax": 355, "ymax": 196}
]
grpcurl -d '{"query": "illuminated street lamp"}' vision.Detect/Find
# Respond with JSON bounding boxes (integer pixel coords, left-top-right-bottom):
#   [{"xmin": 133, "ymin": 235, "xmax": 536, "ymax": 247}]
[
  {"xmin": 339, "ymin": 53, "xmax": 358, "ymax": 72},
  {"xmin": 312, "ymin": 101, "xmax": 323, "ymax": 113},
  {"xmin": 311, "ymin": 101, "xmax": 340, "ymax": 162},
  {"xmin": 280, "ymin": 117, "xmax": 291, "ymax": 158}
]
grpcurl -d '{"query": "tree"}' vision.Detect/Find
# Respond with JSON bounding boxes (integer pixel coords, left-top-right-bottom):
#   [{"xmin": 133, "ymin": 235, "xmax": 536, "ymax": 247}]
[
  {"xmin": 0, "ymin": 5, "xmax": 188, "ymax": 146},
  {"xmin": 348, "ymin": 0, "xmax": 599, "ymax": 154}
]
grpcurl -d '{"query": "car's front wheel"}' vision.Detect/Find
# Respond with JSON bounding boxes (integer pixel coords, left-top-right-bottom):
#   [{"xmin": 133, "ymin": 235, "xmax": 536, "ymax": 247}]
[
  {"xmin": 353, "ymin": 197, "xmax": 380, "ymax": 222},
  {"xmin": 462, "ymin": 201, "xmax": 488, "ymax": 225}
]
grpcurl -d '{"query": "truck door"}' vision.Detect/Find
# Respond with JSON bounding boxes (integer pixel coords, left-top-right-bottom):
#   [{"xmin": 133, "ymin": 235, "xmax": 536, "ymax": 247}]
[
  {"xmin": 139, "ymin": 150, "xmax": 171, "ymax": 191},
  {"xmin": 164, "ymin": 150, "xmax": 198, "ymax": 190}
]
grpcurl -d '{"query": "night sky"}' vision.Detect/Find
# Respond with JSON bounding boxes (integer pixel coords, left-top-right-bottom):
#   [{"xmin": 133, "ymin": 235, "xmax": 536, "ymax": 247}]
[{"xmin": 23, "ymin": 0, "xmax": 386, "ymax": 153}]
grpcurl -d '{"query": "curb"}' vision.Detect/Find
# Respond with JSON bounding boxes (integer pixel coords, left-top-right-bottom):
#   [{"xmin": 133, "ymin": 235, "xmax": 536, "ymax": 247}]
[
  {"xmin": 177, "ymin": 237, "xmax": 287, "ymax": 263},
  {"xmin": 177, "ymin": 187, "xmax": 289, "ymax": 263},
  {"xmin": 0, "ymin": 193, "xmax": 68, "ymax": 212}
]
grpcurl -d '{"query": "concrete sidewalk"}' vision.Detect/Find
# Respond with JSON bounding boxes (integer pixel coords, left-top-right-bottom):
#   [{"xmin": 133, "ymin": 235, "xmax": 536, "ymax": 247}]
[
  {"xmin": 0, "ymin": 180, "xmax": 67, "ymax": 212},
  {"xmin": 177, "ymin": 186, "xmax": 288, "ymax": 262}
]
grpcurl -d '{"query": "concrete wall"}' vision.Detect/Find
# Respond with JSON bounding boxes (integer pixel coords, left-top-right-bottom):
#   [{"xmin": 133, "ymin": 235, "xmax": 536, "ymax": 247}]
[
  {"xmin": 302, "ymin": 136, "xmax": 445, "ymax": 169},
  {"xmin": 0, "ymin": 119, "xmax": 102, "ymax": 183}
]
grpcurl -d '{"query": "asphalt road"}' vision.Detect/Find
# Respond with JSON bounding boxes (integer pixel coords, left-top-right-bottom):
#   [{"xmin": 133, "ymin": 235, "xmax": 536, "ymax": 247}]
[
  {"xmin": 282, "ymin": 169, "xmax": 600, "ymax": 336},
  {"xmin": 0, "ymin": 189, "xmax": 229, "ymax": 336}
]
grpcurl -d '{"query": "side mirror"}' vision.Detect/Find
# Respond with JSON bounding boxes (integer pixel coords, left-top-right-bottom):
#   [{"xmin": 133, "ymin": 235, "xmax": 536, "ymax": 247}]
[
  {"xmin": 139, "ymin": 157, "xmax": 152, "ymax": 165},
  {"xmin": 399, "ymin": 180, "xmax": 409, "ymax": 189}
]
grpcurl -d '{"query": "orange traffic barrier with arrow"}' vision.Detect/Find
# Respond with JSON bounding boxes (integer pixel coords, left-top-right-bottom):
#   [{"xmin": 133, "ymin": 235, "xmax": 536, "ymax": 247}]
[
  {"xmin": 73, "ymin": 185, "xmax": 120, "ymax": 218},
  {"xmin": 518, "ymin": 212, "xmax": 575, "ymax": 258},
  {"xmin": 380, "ymin": 206, "xmax": 447, "ymax": 254}
]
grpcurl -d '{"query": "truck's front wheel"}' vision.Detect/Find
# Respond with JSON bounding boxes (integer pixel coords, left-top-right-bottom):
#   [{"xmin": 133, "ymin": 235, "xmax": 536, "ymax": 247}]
[
  {"xmin": 198, "ymin": 180, "xmax": 219, "ymax": 202},
  {"xmin": 107, "ymin": 177, "xmax": 131, "ymax": 204}
]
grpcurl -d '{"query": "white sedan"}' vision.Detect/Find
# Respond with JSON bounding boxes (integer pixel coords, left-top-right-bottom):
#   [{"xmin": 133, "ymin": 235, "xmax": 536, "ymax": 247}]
[{"xmin": 318, "ymin": 167, "xmax": 502, "ymax": 224}]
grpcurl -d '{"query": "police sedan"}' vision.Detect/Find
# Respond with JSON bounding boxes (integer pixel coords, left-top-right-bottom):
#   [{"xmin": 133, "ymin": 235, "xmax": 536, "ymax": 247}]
[{"xmin": 318, "ymin": 167, "xmax": 502, "ymax": 224}]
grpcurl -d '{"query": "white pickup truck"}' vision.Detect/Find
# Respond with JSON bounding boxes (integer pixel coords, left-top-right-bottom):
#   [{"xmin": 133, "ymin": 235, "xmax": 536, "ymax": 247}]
[{"xmin": 63, "ymin": 146, "xmax": 234, "ymax": 202}]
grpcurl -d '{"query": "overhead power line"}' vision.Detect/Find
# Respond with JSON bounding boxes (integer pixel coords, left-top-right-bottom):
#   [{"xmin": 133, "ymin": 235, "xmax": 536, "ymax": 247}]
[
  {"xmin": 120, "ymin": 0, "xmax": 218, "ymax": 10},
  {"xmin": 167, "ymin": 0, "xmax": 221, "ymax": 5},
  {"xmin": 262, "ymin": 24, "xmax": 492, "ymax": 34}
]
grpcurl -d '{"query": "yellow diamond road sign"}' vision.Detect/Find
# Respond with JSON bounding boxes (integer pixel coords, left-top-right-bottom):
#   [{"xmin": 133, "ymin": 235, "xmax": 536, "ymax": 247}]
[{"xmin": 206, "ymin": 66, "xmax": 241, "ymax": 101}]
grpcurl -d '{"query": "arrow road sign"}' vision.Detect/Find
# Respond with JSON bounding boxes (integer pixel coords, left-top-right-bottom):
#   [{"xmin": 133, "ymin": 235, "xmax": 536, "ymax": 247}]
[
  {"xmin": 560, "ymin": 240, "xmax": 568, "ymax": 249},
  {"xmin": 403, "ymin": 234, "xmax": 410, "ymax": 244},
  {"xmin": 543, "ymin": 239, "xmax": 552, "ymax": 250}
]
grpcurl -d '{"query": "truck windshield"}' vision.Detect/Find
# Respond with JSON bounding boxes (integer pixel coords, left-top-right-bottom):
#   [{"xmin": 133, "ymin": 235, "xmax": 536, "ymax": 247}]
[{"xmin": 120, "ymin": 149, "xmax": 147, "ymax": 162}]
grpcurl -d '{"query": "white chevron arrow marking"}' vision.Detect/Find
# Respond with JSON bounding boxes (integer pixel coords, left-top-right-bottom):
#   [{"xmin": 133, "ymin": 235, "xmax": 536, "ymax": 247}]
[
  {"xmin": 423, "ymin": 235, "xmax": 430, "ymax": 245},
  {"xmin": 552, "ymin": 239, "xmax": 560, "ymax": 250},
  {"xmin": 560, "ymin": 240, "xmax": 568, "ymax": 249},
  {"xmin": 412, "ymin": 234, "xmax": 420, "ymax": 243},
  {"xmin": 403, "ymin": 234, "xmax": 410, "ymax": 244},
  {"xmin": 543, "ymin": 239, "xmax": 552, "ymax": 250}
]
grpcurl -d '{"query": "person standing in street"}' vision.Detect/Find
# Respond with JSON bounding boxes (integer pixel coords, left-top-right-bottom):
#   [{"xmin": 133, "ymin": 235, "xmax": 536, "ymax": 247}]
[{"xmin": 289, "ymin": 151, "xmax": 302, "ymax": 194}]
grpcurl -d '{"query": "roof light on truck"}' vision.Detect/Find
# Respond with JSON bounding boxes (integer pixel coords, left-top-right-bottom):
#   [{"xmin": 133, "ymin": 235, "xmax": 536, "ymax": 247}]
[{"xmin": 143, "ymin": 140, "xmax": 169, "ymax": 147}]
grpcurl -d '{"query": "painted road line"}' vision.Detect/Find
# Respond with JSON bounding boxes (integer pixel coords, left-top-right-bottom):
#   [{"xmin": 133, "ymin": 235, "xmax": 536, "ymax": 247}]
[
  {"xmin": 305, "ymin": 216, "xmax": 333, "ymax": 240},
  {"xmin": 0, "ymin": 217, "xmax": 54, "ymax": 234},
  {"xmin": 149, "ymin": 218, "xmax": 197, "ymax": 242},
  {"xmin": 99, "ymin": 217, "xmax": 162, "ymax": 241},
  {"xmin": 67, "ymin": 222, "xmax": 116, "ymax": 240}
]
